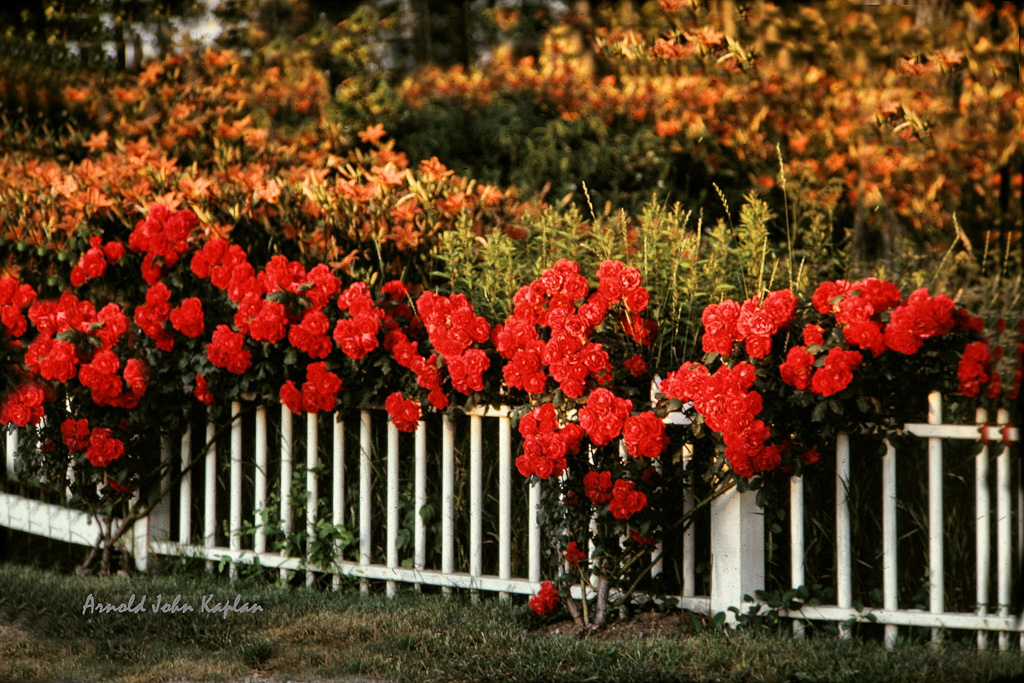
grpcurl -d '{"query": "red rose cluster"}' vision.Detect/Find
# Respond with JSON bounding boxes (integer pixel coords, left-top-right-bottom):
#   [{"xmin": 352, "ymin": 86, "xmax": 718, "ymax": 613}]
[
  {"xmin": 701, "ymin": 289, "xmax": 797, "ymax": 358},
  {"xmin": 515, "ymin": 403, "xmax": 585, "ymax": 480},
  {"xmin": 77, "ymin": 349, "xmax": 148, "ymax": 408},
  {"xmin": 578, "ymin": 387, "xmax": 632, "ymax": 446},
  {"xmin": 134, "ymin": 282, "xmax": 176, "ymax": 351},
  {"xmin": 169, "ymin": 297, "xmax": 205, "ymax": 339},
  {"xmin": 207, "ymin": 325, "xmax": 252, "ymax": 374},
  {"xmin": 416, "ymin": 292, "xmax": 490, "ymax": 394},
  {"xmin": 529, "ymin": 581, "xmax": 560, "ymax": 616},
  {"xmin": 190, "ymin": 238, "xmax": 257, "ymax": 302},
  {"xmin": 70, "ymin": 236, "xmax": 125, "ymax": 287},
  {"xmin": 193, "ymin": 373, "xmax": 215, "ymax": 406},
  {"xmin": 0, "ymin": 382, "xmax": 48, "ymax": 427},
  {"xmin": 128, "ymin": 205, "xmax": 198, "ymax": 284},
  {"xmin": 957, "ymin": 341, "xmax": 992, "ymax": 398},
  {"xmin": 280, "ymin": 362, "xmax": 342, "ymax": 414},
  {"xmin": 495, "ymin": 259, "xmax": 639, "ymax": 399},
  {"xmin": 334, "ymin": 282, "xmax": 383, "ymax": 360},
  {"xmin": 584, "ymin": 470, "xmax": 613, "ymax": 504},
  {"xmin": 608, "ymin": 480, "xmax": 647, "ymax": 520},
  {"xmin": 0, "ymin": 277, "xmax": 36, "ymax": 338},
  {"xmin": 663, "ymin": 361, "xmax": 779, "ymax": 477},
  {"xmin": 85, "ymin": 427, "xmax": 125, "ymax": 468},
  {"xmin": 384, "ymin": 392, "xmax": 421, "ymax": 432},
  {"xmin": 386, "ymin": 330, "xmax": 447, "ymax": 410},
  {"xmin": 564, "ymin": 540, "xmax": 587, "ymax": 567},
  {"xmin": 622, "ymin": 411, "xmax": 669, "ymax": 459},
  {"xmin": 61, "ymin": 418, "xmax": 126, "ymax": 468}
]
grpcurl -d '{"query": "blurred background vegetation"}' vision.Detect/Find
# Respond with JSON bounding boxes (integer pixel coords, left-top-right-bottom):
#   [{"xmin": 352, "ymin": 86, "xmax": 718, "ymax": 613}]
[{"xmin": 1, "ymin": 0, "xmax": 1021, "ymax": 329}]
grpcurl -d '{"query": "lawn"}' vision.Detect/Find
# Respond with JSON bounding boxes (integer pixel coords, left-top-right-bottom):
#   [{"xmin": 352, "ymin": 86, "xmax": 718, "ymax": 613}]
[{"xmin": 1, "ymin": 562, "xmax": 1023, "ymax": 683}]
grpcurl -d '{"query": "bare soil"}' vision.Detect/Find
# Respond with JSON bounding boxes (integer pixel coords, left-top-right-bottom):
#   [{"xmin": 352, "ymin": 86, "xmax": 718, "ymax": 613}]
[{"xmin": 532, "ymin": 609, "xmax": 709, "ymax": 641}]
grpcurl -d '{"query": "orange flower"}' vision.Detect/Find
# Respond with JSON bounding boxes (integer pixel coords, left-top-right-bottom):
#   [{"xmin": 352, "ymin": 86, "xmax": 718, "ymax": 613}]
[{"xmin": 358, "ymin": 124, "xmax": 387, "ymax": 145}]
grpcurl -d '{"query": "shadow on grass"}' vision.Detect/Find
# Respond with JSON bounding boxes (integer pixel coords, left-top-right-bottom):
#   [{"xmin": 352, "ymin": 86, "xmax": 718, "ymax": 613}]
[{"xmin": 1, "ymin": 560, "xmax": 1023, "ymax": 682}]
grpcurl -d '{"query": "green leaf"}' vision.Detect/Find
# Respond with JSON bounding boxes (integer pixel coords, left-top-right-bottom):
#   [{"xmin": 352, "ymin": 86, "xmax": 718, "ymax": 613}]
[{"xmin": 812, "ymin": 401, "xmax": 829, "ymax": 423}]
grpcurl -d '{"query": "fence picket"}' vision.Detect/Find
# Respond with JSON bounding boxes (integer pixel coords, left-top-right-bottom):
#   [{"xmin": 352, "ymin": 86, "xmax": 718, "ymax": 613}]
[
  {"xmin": 470, "ymin": 415, "xmax": 483, "ymax": 601},
  {"xmin": 280, "ymin": 405, "xmax": 293, "ymax": 583},
  {"xmin": 230, "ymin": 402, "xmax": 243, "ymax": 580},
  {"xmin": 498, "ymin": 414, "xmax": 512, "ymax": 600},
  {"xmin": 332, "ymin": 414, "xmax": 344, "ymax": 590},
  {"xmin": 976, "ymin": 408, "xmax": 990, "ymax": 650},
  {"xmin": 682, "ymin": 444, "xmax": 695, "ymax": 599},
  {"xmin": 386, "ymin": 419, "xmax": 399, "ymax": 598},
  {"xmin": 836, "ymin": 432, "xmax": 852, "ymax": 639},
  {"xmin": 359, "ymin": 410, "xmax": 372, "ymax": 594},
  {"xmin": 178, "ymin": 426, "xmax": 192, "ymax": 545},
  {"xmin": 997, "ymin": 407, "xmax": 1012, "ymax": 650},
  {"xmin": 414, "ymin": 420, "xmax": 427, "ymax": 583},
  {"xmin": 529, "ymin": 479, "xmax": 541, "ymax": 585},
  {"xmin": 928, "ymin": 391, "xmax": 944, "ymax": 643},
  {"xmin": 882, "ymin": 438, "xmax": 898, "ymax": 650},
  {"xmin": 204, "ymin": 417, "xmax": 217, "ymax": 574},
  {"xmin": 4, "ymin": 430, "xmax": 15, "ymax": 480},
  {"xmin": 254, "ymin": 407, "xmax": 268, "ymax": 555},
  {"xmin": 790, "ymin": 474, "xmax": 804, "ymax": 638},
  {"xmin": 442, "ymin": 413, "xmax": 455, "ymax": 594},
  {"xmin": 307, "ymin": 412, "xmax": 319, "ymax": 588}
]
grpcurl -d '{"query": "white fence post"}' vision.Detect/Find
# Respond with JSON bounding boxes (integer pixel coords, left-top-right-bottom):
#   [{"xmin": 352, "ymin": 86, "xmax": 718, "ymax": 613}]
[
  {"xmin": 5, "ymin": 429, "xmax": 17, "ymax": 480},
  {"xmin": 710, "ymin": 485, "xmax": 764, "ymax": 624}
]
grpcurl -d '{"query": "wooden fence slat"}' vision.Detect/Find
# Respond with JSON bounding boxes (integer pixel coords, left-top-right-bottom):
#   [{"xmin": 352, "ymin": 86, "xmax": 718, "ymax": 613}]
[
  {"xmin": 975, "ymin": 408, "xmax": 990, "ymax": 650},
  {"xmin": 882, "ymin": 437, "xmax": 898, "ymax": 650},
  {"xmin": 230, "ymin": 401, "xmax": 243, "ymax": 580},
  {"xmin": 254, "ymin": 407, "xmax": 267, "ymax": 555},
  {"xmin": 836, "ymin": 432, "xmax": 852, "ymax": 639},
  {"xmin": 204, "ymin": 417, "xmax": 217, "ymax": 573},
  {"xmin": 498, "ymin": 414, "xmax": 512, "ymax": 600},
  {"xmin": 386, "ymin": 419, "xmax": 399, "ymax": 598},
  {"xmin": 332, "ymin": 413, "xmax": 344, "ymax": 590},
  {"xmin": 306, "ymin": 412, "xmax": 319, "ymax": 588},
  {"xmin": 359, "ymin": 410, "xmax": 372, "ymax": 594},
  {"xmin": 928, "ymin": 392, "xmax": 944, "ymax": 643},
  {"xmin": 280, "ymin": 405, "xmax": 293, "ymax": 583},
  {"xmin": 442, "ymin": 413, "xmax": 455, "ymax": 593}
]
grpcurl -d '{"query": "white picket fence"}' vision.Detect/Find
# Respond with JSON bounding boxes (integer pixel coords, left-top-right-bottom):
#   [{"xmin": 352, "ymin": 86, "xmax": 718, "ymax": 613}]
[{"xmin": 0, "ymin": 392, "xmax": 1020, "ymax": 648}]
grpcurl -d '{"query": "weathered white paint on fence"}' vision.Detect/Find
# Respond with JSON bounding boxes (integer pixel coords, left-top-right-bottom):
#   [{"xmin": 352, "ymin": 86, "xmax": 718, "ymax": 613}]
[
  {"xmin": 204, "ymin": 417, "xmax": 216, "ymax": 573},
  {"xmin": 5, "ymin": 430, "xmax": 16, "ymax": 480},
  {"xmin": 279, "ymin": 405, "xmax": 293, "ymax": 583},
  {"xmin": 882, "ymin": 437, "xmax": 898, "ymax": 650},
  {"xmin": 230, "ymin": 401, "xmax": 243, "ymax": 581},
  {"xmin": 927, "ymin": 392, "xmax": 944, "ymax": 643},
  {"xmin": 836, "ymin": 432, "xmax": 852, "ymax": 640},
  {"xmin": 306, "ymin": 411, "xmax": 319, "ymax": 588},
  {"xmin": 975, "ymin": 408, "xmax": 990, "ymax": 650},
  {"xmin": 386, "ymin": 418, "xmax": 398, "ymax": 598},
  {"xmin": 254, "ymin": 407, "xmax": 268, "ymax": 555}
]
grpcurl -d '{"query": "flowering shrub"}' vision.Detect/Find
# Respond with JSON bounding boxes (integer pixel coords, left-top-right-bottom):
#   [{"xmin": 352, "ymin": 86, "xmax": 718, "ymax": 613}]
[{"xmin": 0, "ymin": 201, "xmax": 1019, "ymax": 600}]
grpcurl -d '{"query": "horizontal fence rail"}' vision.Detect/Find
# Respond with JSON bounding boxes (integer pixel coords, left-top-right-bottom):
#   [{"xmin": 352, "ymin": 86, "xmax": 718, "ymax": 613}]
[{"xmin": 1, "ymin": 392, "xmax": 1021, "ymax": 649}]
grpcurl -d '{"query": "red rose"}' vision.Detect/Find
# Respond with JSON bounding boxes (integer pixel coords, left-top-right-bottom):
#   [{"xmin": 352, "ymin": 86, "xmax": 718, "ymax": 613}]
[
  {"xmin": 564, "ymin": 541, "xmax": 587, "ymax": 567},
  {"xmin": 529, "ymin": 581, "xmax": 560, "ymax": 616},
  {"xmin": 86, "ymin": 428, "xmax": 125, "ymax": 468},
  {"xmin": 61, "ymin": 418, "xmax": 91, "ymax": 453},
  {"xmin": 584, "ymin": 470, "xmax": 614, "ymax": 504},
  {"xmin": 780, "ymin": 346, "xmax": 814, "ymax": 390},
  {"xmin": 385, "ymin": 392, "xmax": 421, "ymax": 433},
  {"xmin": 169, "ymin": 297, "xmax": 205, "ymax": 338},
  {"xmin": 609, "ymin": 480, "xmax": 647, "ymax": 520},
  {"xmin": 623, "ymin": 411, "xmax": 669, "ymax": 459},
  {"xmin": 194, "ymin": 374, "xmax": 214, "ymax": 406}
]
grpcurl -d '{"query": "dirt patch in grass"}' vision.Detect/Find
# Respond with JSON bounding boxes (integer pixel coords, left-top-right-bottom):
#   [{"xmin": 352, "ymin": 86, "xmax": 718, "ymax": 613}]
[{"xmin": 532, "ymin": 608, "xmax": 709, "ymax": 641}]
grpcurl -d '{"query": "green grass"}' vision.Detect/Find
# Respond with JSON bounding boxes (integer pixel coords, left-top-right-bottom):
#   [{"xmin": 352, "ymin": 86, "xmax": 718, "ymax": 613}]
[{"xmin": 1, "ymin": 561, "xmax": 1022, "ymax": 683}]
